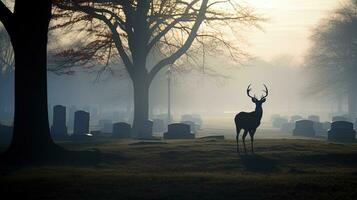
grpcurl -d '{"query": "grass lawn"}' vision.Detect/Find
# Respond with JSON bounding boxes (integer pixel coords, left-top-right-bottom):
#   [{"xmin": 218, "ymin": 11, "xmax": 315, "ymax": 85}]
[{"xmin": 1, "ymin": 137, "xmax": 357, "ymax": 200}]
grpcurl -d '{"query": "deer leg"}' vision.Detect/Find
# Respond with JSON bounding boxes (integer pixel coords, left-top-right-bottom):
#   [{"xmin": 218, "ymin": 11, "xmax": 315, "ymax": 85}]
[
  {"xmin": 236, "ymin": 127, "xmax": 241, "ymax": 154},
  {"xmin": 242, "ymin": 130, "xmax": 248, "ymax": 154},
  {"xmin": 250, "ymin": 130, "xmax": 256, "ymax": 154}
]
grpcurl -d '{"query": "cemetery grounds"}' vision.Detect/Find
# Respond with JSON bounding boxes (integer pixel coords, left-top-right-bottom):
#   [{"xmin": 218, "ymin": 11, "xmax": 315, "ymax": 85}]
[{"xmin": 0, "ymin": 125, "xmax": 357, "ymax": 200}]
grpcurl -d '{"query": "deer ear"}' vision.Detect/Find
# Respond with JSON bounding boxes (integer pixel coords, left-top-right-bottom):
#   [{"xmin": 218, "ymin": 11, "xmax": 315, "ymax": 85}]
[
  {"xmin": 261, "ymin": 98, "xmax": 266, "ymax": 103},
  {"xmin": 252, "ymin": 98, "xmax": 258, "ymax": 103}
]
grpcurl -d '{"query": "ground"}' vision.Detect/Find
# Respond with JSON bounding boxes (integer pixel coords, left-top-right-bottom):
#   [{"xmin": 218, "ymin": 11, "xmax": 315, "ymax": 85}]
[{"xmin": 1, "ymin": 132, "xmax": 357, "ymax": 200}]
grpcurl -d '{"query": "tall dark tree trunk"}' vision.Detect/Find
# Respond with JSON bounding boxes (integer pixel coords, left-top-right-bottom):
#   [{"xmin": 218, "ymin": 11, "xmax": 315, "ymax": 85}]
[
  {"xmin": 3, "ymin": 1, "xmax": 62, "ymax": 160},
  {"xmin": 132, "ymin": 78, "xmax": 150, "ymax": 137}
]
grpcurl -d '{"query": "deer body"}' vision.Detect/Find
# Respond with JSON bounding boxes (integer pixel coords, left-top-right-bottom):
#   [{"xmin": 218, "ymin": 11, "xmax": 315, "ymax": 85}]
[{"xmin": 235, "ymin": 84, "xmax": 268, "ymax": 154}]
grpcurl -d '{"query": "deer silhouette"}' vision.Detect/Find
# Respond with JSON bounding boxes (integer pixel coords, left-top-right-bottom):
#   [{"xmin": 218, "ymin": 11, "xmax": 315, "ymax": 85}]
[{"xmin": 235, "ymin": 84, "xmax": 268, "ymax": 154}]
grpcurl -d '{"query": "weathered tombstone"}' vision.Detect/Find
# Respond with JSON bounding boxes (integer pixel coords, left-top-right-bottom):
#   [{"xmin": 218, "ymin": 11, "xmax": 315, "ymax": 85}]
[
  {"xmin": 332, "ymin": 116, "xmax": 347, "ymax": 122},
  {"xmin": 313, "ymin": 122, "xmax": 327, "ymax": 136},
  {"xmin": 98, "ymin": 119, "xmax": 113, "ymax": 134},
  {"xmin": 112, "ymin": 122, "xmax": 131, "ymax": 138},
  {"xmin": 293, "ymin": 120, "xmax": 315, "ymax": 137},
  {"xmin": 290, "ymin": 115, "xmax": 303, "ymax": 123},
  {"xmin": 281, "ymin": 122, "xmax": 294, "ymax": 133},
  {"xmin": 137, "ymin": 120, "xmax": 153, "ymax": 139},
  {"xmin": 51, "ymin": 105, "xmax": 68, "ymax": 140},
  {"xmin": 153, "ymin": 119, "xmax": 165, "ymax": 132},
  {"xmin": 0, "ymin": 123, "xmax": 12, "ymax": 145},
  {"xmin": 164, "ymin": 123, "xmax": 194, "ymax": 139},
  {"xmin": 308, "ymin": 115, "xmax": 320, "ymax": 122},
  {"xmin": 72, "ymin": 110, "xmax": 90, "ymax": 139},
  {"xmin": 272, "ymin": 117, "xmax": 288, "ymax": 128},
  {"xmin": 181, "ymin": 121, "xmax": 196, "ymax": 133},
  {"xmin": 328, "ymin": 121, "xmax": 356, "ymax": 142}
]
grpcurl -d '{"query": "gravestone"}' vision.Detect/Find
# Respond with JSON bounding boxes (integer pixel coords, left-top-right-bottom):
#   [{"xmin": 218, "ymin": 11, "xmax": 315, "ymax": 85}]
[
  {"xmin": 98, "ymin": 119, "xmax": 113, "ymax": 134},
  {"xmin": 164, "ymin": 123, "xmax": 194, "ymax": 139},
  {"xmin": 332, "ymin": 116, "xmax": 347, "ymax": 122},
  {"xmin": 272, "ymin": 117, "xmax": 288, "ymax": 128},
  {"xmin": 328, "ymin": 121, "xmax": 356, "ymax": 142},
  {"xmin": 281, "ymin": 122, "xmax": 294, "ymax": 133},
  {"xmin": 181, "ymin": 121, "xmax": 196, "ymax": 133},
  {"xmin": 308, "ymin": 115, "xmax": 320, "ymax": 122},
  {"xmin": 293, "ymin": 120, "xmax": 315, "ymax": 137},
  {"xmin": 290, "ymin": 115, "xmax": 303, "ymax": 123},
  {"xmin": 51, "ymin": 105, "xmax": 68, "ymax": 140},
  {"xmin": 153, "ymin": 119, "xmax": 165, "ymax": 132},
  {"xmin": 137, "ymin": 120, "xmax": 153, "ymax": 139},
  {"xmin": 0, "ymin": 123, "xmax": 12, "ymax": 145},
  {"xmin": 112, "ymin": 122, "xmax": 131, "ymax": 138},
  {"xmin": 72, "ymin": 110, "xmax": 90, "ymax": 139}
]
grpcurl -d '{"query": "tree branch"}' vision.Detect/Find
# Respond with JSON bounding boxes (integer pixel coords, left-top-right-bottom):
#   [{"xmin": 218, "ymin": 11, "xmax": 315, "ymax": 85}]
[{"xmin": 148, "ymin": 0, "xmax": 209, "ymax": 81}]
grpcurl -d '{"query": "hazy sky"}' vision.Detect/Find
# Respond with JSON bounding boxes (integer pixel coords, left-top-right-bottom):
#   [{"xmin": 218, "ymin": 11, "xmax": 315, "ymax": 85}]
[{"xmin": 244, "ymin": 0, "xmax": 342, "ymax": 62}]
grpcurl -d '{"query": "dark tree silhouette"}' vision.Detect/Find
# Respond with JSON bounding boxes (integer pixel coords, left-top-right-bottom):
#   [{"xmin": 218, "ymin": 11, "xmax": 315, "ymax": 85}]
[
  {"xmin": 304, "ymin": 0, "xmax": 357, "ymax": 119},
  {"xmin": 52, "ymin": 0, "xmax": 260, "ymax": 135},
  {"xmin": 0, "ymin": 0, "xmax": 62, "ymax": 160}
]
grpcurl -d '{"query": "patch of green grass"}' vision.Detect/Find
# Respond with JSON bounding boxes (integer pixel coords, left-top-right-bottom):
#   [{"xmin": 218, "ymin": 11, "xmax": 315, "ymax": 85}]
[{"xmin": 1, "ymin": 138, "xmax": 357, "ymax": 199}]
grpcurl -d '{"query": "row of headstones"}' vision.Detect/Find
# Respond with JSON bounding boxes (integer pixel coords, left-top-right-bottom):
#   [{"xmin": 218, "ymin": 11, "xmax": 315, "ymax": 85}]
[
  {"xmin": 51, "ymin": 105, "xmax": 196, "ymax": 140},
  {"xmin": 274, "ymin": 114, "xmax": 356, "ymax": 143}
]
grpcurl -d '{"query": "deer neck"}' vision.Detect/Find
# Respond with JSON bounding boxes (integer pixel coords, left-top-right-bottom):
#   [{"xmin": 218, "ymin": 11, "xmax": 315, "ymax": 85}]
[{"xmin": 255, "ymin": 106, "xmax": 263, "ymax": 121}]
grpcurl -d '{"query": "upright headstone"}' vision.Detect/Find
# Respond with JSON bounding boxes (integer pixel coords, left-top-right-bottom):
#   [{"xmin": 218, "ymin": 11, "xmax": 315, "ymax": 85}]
[
  {"xmin": 308, "ymin": 115, "xmax": 320, "ymax": 122},
  {"xmin": 73, "ymin": 110, "xmax": 90, "ymax": 138},
  {"xmin": 112, "ymin": 122, "xmax": 131, "ymax": 138},
  {"xmin": 153, "ymin": 119, "xmax": 165, "ymax": 132},
  {"xmin": 164, "ymin": 123, "xmax": 194, "ymax": 139},
  {"xmin": 328, "ymin": 121, "xmax": 356, "ymax": 142},
  {"xmin": 137, "ymin": 120, "xmax": 153, "ymax": 139},
  {"xmin": 332, "ymin": 116, "xmax": 347, "ymax": 122},
  {"xmin": 51, "ymin": 105, "xmax": 68, "ymax": 140},
  {"xmin": 293, "ymin": 120, "xmax": 315, "ymax": 137}
]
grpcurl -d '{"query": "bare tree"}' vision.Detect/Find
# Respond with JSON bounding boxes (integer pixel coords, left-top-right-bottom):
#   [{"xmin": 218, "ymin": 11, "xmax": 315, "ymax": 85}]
[
  {"xmin": 52, "ymin": 0, "xmax": 260, "ymax": 134},
  {"xmin": 0, "ymin": 0, "xmax": 63, "ymax": 161},
  {"xmin": 304, "ymin": 0, "xmax": 357, "ymax": 118},
  {"xmin": 0, "ymin": 27, "xmax": 14, "ymax": 72}
]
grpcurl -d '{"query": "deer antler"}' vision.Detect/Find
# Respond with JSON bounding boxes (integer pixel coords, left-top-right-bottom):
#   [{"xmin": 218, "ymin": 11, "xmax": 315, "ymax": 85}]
[
  {"xmin": 247, "ymin": 84, "xmax": 257, "ymax": 100},
  {"xmin": 261, "ymin": 84, "xmax": 268, "ymax": 99}
]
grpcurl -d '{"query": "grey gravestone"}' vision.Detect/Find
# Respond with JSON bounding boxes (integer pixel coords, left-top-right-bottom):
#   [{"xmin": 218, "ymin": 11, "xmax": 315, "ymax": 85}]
[
  {"xmin": 308, "ymin": 115, "xmax": 320, "ymax": 122},
  {"xmin": 281, "ymin": 122, "xmax": 294, "ymax": 133},
  {"xmin": 0, "ymin": 123, "xmax": 12, "ymax": 145},
  {"xmin": 272, "ymin": 117, "xmax": 288, "ymax": 128},
  {"xmin": 164, "ymin": 123, "xmax": 194, "ymax": 139},
  {"xmin": 293, "ymin": 120, "xmax": 315, "ymax": 137},
  {"xmin": 51, "ymin": 105, "xmax": 68, "ymax": 140},
  {"xmin": 328, "ymin": 121, "xmax": 356, "ymax": 142},
  {"xmin": 153, "ymin": 119, "xmax": 165, "ymax": 132},
  {"xmin": 73, "ymin": 110, "xmax": 90, "ymax": 138},
  {"xmin": 290, "ymin": 115, "xmax": 303, "ymax": 123},
  {"xmin": 98, "ymin": 119, "xmax": 113, "ymax": 134},
  {"xmin": 138, "ymin": 120, "xmax": 153, "ymax": 139},
  {"xmin": 112, "ymin": 122, "xmax": 131, "ymax": 138},
  {"xmin": 332, "ymin": 116, "xmax": 347, "ymax": 122},
  {"xmin": 181, "ymin": 121, "xmax": 196, "ymax": 133}
]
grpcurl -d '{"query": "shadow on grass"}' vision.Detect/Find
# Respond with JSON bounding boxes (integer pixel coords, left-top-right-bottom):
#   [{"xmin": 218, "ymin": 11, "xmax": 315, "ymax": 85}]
[
  {"xmin": 296, "ymin": 153, "xmax": 357, "ymax": 165},
  {"xmin": 240, "ymin": 154, "xmax": 281, "ymax": 172}
]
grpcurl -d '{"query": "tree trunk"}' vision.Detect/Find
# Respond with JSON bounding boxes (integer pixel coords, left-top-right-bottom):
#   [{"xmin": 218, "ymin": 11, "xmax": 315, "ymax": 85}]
[
  {"xmin": 4, "ymin": 1, "xmax": 62, "ymax": 160},
  {"xmin": 132, "ymin": 79, "xmax": 150, "ymax": 137}
]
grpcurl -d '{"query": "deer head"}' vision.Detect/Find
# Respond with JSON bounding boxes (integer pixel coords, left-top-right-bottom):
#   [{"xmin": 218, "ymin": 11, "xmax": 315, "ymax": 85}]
[{"xmin": 247, "ymin": 84, "xmax": 268, "ymax": 107}]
